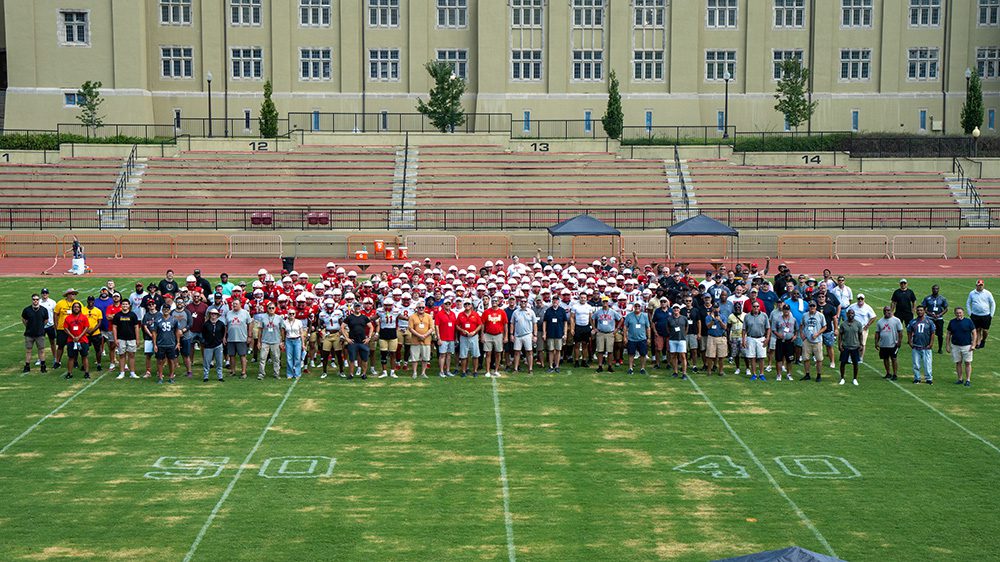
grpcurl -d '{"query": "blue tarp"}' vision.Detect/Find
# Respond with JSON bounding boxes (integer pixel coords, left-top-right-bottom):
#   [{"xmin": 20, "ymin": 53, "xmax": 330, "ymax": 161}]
[
  {"xmin": 712, "ymin": 546, "xmax": 847, "ymax": 562},
  {"xmin": 547, "ymin": 214, "xmax": 621, "ymax": 237}
]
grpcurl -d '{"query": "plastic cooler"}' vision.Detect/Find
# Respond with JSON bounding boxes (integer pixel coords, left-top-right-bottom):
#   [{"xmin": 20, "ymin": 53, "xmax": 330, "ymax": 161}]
[
  {"xmin": 398, "ymin": 246, "xmax": 408, "ymax": 259},
  {"xmin": 355, "ymin": 250, "xmax": 369, "ymax": 261},
  {"xmin": 374, "ymin": 240, "xmax": 385, "ymax": 254},
  {"xmin": 385, "ymin": 247, "xmax": 396, "ymax": 260}
]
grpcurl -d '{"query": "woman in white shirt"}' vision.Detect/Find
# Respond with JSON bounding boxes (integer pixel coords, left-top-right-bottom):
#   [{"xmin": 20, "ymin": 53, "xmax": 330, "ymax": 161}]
[{"xmin": 282, "ymin": 310, "xmax": 305, "ymax": 379}]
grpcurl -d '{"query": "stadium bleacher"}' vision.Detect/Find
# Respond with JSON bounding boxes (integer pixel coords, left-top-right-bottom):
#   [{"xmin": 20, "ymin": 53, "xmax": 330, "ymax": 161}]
[
  {"xmin": 0, "ymin": 157, "xmax": 121, "ymax": 206},
  {"xmin": 975, "ymin": 177, "xmax": 1000, "ymax": 205}
]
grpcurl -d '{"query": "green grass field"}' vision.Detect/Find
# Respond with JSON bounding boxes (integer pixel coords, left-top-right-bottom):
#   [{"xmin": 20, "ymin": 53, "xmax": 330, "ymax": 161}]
[{"xmin": 0, "ymin": 276, "xmax": 998, "ymax": 562}]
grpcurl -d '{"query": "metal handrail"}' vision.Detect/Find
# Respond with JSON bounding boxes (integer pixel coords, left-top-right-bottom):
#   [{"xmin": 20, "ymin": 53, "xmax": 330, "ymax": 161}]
[
  {"xmin": 109, "ymin": 144, "xmax": 138, "ymax": 210},
  {"xmin": 953, "ymin": 158, "xmax": 983, "ymax": 210},
  {"xmin": 673, "ymin": 145, "xmax": 689, "ymax": 212}
]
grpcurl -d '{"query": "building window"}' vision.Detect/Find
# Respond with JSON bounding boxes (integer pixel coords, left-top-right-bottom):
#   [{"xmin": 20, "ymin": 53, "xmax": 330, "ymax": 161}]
[
  {"xmin": 851, "ymin": 110, "xmax": 860, "ymax": 132},
  {"xmin": 300, "ymin": 0, "xmax": 331, "ymax": 26},
  {"xmin": 437, "ymin": 0, "xmax": 467, "ymax": 28},
  {"xmin": 989, "ymin": 108, "xmax": 996, "ymax": 130},
  {"xmin": 773, "ymin": 49, "xmax": 804, "ymax": 80},
  {"xmin": 436, "ymin": 49, "xmax": 468, "ymax": 80},
  {"xmin": 907, "ymin": 48, "xmax": 939, "ymax": 80},
  {"xmin": 774, "ymin": 0, "xmax": 805, "ymax": 28},
  {"xmin": 572, "ymin": 50, "xmax": 604, "ymax": 81},
  {"xmin": 160, "ymin": 0, "xmax": 192, "ymax": 25},
  {"xmin": 717, "ymin": 111, "xmax": 725, "ymax": 132},
  {"xmin": 784, "ymin": 117, "xmax": 791, "ymax": 131},
  {"xmin": 584, "ymin": 110, "xmax": 593, "ymax": 134},
  {"xmin": 161, "ymin": 47, "xmax": 194, "ymax": 79},
  {"xmin": 707, "ymin": 0, "xmax": 738, "ymax": 29},
  {"xmin": 369, "ymin": 0, "xmax": 400, "ymax": 27},
  {"xmin": 245, "ymin": 109, "xmax": 253, "ymax": 131},
  {"xmin": 512, "ymin": 0, "xmax": 544, "ymax": 28},
  {"xmin": 633, "ymin": 50, "xmax": 664, "ymax": 81},
  {"xmin": 842, "ymin": 0, "xmax": 872, "ymax": 27},
  {"xmin": 645, "ymin": 110, "xmax": 653, "ymax": 132},
  {"xmin": 634, "ymin": 0, "xmax": 665, "ymax": 27},
  {"xmin": 977, "ymin": 47, "xmax": 999, "ymax": 79},
  {"xmin": 369, "ymin": 49, "xmax": 400, "ymax": 80},
  {"xmin": 231, "ymin": 47, "xmax": 263, "ymax": 79},
  {"xmin": 840, "ymin": 49, "xmax": 871, "ymax": 80},
  {"xmin": 300, "ymin": 48, "xmax": 332, "ymax": 80},
  {"xmin": 512, "ymin": 50, "xmax": 543, "ymax": 80},
  {"xmin": 909, "ymin": 0, "xmax": 940, "ymax": 26},
  {"xmin": 706, "ymin": 50, "xmax": 736, "ymax": 81},
  {"xmin": 919, "ymin": 109, "xmax": 928, "ymax": 131},
  {"xmin": 980, "ymin": 0, "xmax": 1000, "ymax": 25},
  {"xmin": 573, "ymin": 0, "xmax": 603, "ymax": 28},
  {"xmin": 174, "ymin": 109, "xmax": 183, "ymax": 129},
  {"xmin": 231, "ymin": 0, "xmax": 262, "ymax": 26},
  {"xmin": 311, "ymin": 110, "xmax": 320, "ymax": 131},
  {"xmin": 64, "ymin": 93, "xmax": 80, "ymax": 107},
  {"xmin": 60, "ymin": 11, "xmax": 88, "ymax": 45},
  {"xmin": 523, "ymin": 111, "xmax": 531, "ymax": 133}
]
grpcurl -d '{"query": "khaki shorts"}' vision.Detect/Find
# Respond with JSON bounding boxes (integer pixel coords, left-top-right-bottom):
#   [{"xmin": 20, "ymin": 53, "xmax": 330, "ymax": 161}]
[
  {"xmin": 483, "ymin": 332, "xmax": 504, "ymax": 352},
  {"xmin": 545, "ymin": 338, "xmax": 562, "ymax": 351},
  {"xmin": 513, "ymin": 334, "xmax": 533, "ymax": 351},
  {"xmin": 801, "ymin": 339, "xmax": 824, "ymax": 362},
  {"xmin": 399, "ymin": 331, "xmax": 411, "ymax": 346},
  {"xmin": 614, "ymin": 331, "xmax": 624, "ymax": 343},
  {"xmin": 705, "ymin": 336, "xmax": 728, "ymax": 358},
  {"xmin": 595, "ymin": 332, "xmax": 615, "ymax": 353},
  {"xmin": 116, "ymin": 340, "xmax": 138, "ymax": 354},
  {"xmin": 322, "ymin": 333, "xmax": 343, "ymax": 352},
  {"xmin": 378, "ymin": 338, "xmax": 398, "ymax": 352},
  {"xmin": 410, "ymin": 344, "xmax": 431, "ymax": 362},
  {"xmin": 951, "ymin": 344, "xmax": 973, "ymax": 363},
  {"xmin": 24, "ymin": 335, "xmax": 46, "ymax": 351}
]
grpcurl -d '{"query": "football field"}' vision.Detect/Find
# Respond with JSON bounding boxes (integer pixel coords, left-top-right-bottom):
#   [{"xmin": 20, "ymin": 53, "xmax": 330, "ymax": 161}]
[{"xmin": 0, "ymin": 276, "xmax": 998, "ymax": 561}]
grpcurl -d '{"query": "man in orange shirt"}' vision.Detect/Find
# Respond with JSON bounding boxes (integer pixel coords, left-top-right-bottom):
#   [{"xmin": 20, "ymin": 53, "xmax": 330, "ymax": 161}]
[
  {"xmin": 481, "ymin": 296, "xmax": 508, "ymax": 378},
  {"xmin": 63, "ymin": 302, "xmax": 92, "ymax": 379}
]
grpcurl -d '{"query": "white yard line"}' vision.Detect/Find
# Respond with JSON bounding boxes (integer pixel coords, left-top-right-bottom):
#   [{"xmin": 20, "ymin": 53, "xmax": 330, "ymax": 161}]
[
  {"xmin": 183, "ymin": 377, "xmax": 299, "ymax": 562},
  {"xmin": 0, "ymin": 372, "xmax": 107, "ymax": 456},
  {"xmin": 861, "ymin": 363, "xmax": 1000, "ymax": 455},
  {"xmin": 685, "ymin": 376, "xmax": 838, "ymax": 558},
  {"xmin": 491, "ymin": 377, "xmax": 517, "ymax": 562}
]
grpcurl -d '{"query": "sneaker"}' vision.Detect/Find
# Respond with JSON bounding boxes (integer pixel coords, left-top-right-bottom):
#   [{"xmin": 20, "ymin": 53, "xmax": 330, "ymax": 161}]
[
  {"xmin": 672, "ymin": 372, "xmax": 678, "ymax": 378},
  {"xmin": 964, "ymin": 380, "xmax": 971, "ymax": 387},
  {"xmin": 750, "ymin": 374, "xmax": 757, "ymax": 381},
  {"xmin": 167, "ymin": 378, "xmax": 174, "ymax": 384},
  {"xmin": 829, "ymin": 361, "xmax": 836, "ymax": 369},
  {"xmin": 360, "ymin": 373, "xmax": 367, "ymax": 380},
  {"xmin": 447, "ymin": 371, "xmax": 455, "ymax": 377},
  {"xmin": 884, "ymin": 373, "xmax": 892, "ymax": 379},
  {"xmin": 493, "ymin": 371, "xmax": 502, "ymax": 378},
  {"xmin": 40, "ymin": 364, "xmax": 47, "ymax": 373},
  {"xmin": 156, "ymin": 379, "xmax": 163, "ymax": 384},
  {"xmin": 852, "ymin": 379, "xmax": 859, "ymax": 386},
  {"xmin": 321, "ymin": 373, "xmax": 328, "ymax": 379},
  {"xmin": 639, "ymin": 368, "xmax": 647, "ymax": 375},
  {"xmin": 606, "ymin": 366, "xmax": 614, "ymax": 373},
  {"xmin": 839, "ymin": 378, "xmax": 846, "ymax": 385},
  {"xmin": 379, "ymin": 371, "xmax": 388, "ymax": 379},
  {"xmin": 257, "ymin": 374, "xmax": 265, "ymax": 381},
  {"xmin": 776, "ymin": 374, "xmax": 783, "ymax": 382},
  {"xmin": 734, "ymin": 368, "xmax": 741, "ymax": 375},
  {"xmin": 421, "ymin": 373, "xmax": 428, "ymax": 378},
  {"xmin": 129, "ymin": 372, "xmax": 139, "ymax": 379},
  {"xmin": 95, "ymin": 364, "xmax": 102, "ymax": 371},
  {"xmin": 83, "ymin": 373, "xmax": 91, "ymax": 379},
  {"xmin": 53, "ymin": 361, "xmax": 61, "ymax": 369},
  {"xmin": 800, "ymin": 374, "xmax": 811, "ymax": 381},
  {"xmin": 116, "ymin": 372, "xmax": 125, "ymax": 380},
  {"xmin": 22, "ymin": 364, "xmax": 30, "ymax": 373},
  {"xmin": 553, "ymin": 368, "xmax": 560, "ymax": 374},
  {"xmin": 596, "ymin": 366, "xmax": 604, "ymax": 373},
  {"xmin": 926, "ymin": 380, "xmax": 934, "ymax": 385},
  {"xmin": 891, "ymin": 374, "xmax": 898, "ymax": 381},
  {"xmin": 546, "ymin": 368, "xmax": 554, "ymax": 374},
  {"xmin": 439, "ymin": 372, "xmax": 447, "ymax": 378},
  {"xmin": 955, "ymin": 380, "xmax": 965, "ymax": 385},
  {"xmin": 485, "ymin": 372, "xmax": 493, "ymax": 378},
  {"xmin": 758, "ymin": 374, "xmax": 766, "ymax": 382},
  {"xmin": 460, "ymin": 371, "xmax": 468, "ymax": 378},
  {"xmin": 389, "ymin": 371, "xmax": 398, "ymax": 379},
  {"xmin": 186, "ymin": 371, "xmax": 192, "ymax": 378},
  {"xmin": 680, "ymin": 374, "xmax": 688, "ymax": 380},
  {"xmin": 765, "ymin": 366, "xmax": 773, "ymax": 373},
  {"xmin": 34, "ymin": 360, "xmax": 41, "ymax": 366},
  {"xmin": 108, "ymin": 364, "xmax": 116, "ymax": 372},
  {"xmin": 627, "ymin": 368, "xmax": 634, "ymax": 375},
  {"xmin": 913, "ymin": 378, "xmax": 920, "ymax": 384},
  {"xmin": 815, "ymin": 375, "xmax": 822, "ymax": 383}
]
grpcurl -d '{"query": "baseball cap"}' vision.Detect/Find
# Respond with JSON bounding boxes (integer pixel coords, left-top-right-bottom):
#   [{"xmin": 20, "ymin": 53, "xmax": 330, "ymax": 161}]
[
  {"xmin": 857, "ymin": 293, "xmax": 865, "ymax": 299},
  {"xmin": 899, "ymin": 278, "xmax": 907, "ymax": 284},
  {"xmin": 208, "ymin": 307, "xmax": 220, "ymax": 315},
  {"xmin": 41, "ymin": 288, "xmax": 49, "ymax": 294},
  {"xmin": 977, "ymin": 279, "xmax": 985, "ymax": 285},
  {"xmin": 750, "ymin": 262, "xmax": 758, "ymax": 268}
]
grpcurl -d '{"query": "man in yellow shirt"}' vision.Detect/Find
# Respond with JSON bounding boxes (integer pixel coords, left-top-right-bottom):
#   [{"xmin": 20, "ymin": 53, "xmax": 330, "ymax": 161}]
[
  {"xmin": 52, "ymin": 288, "xmax": 81, "ymax": 369},
  {"xmin": 84, "ymin": 295, "xmax": 105, "ymax": 371},
  {"xmin": 407, "ymin": 302, "xmax": 434, "ymax": 379}
]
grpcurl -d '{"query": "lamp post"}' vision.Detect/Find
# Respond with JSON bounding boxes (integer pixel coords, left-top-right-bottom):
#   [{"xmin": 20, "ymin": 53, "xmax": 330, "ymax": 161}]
[
  {"xmin": 965, "ymin": 67, "xmax": 972, "ymax": 90},
  {"xmin": 722, "ymin": 71, "xmax": 731, "ymax": 139},
  {"xmin": 973, "ymin": 126, "xmax": 981, "ymax": 158},
  {"xmin": 206, "ymin": 72, "xmax": 213, "ymax": 138}
]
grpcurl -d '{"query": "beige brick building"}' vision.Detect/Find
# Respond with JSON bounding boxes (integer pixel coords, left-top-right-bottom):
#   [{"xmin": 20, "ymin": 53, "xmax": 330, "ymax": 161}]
[{"xmin": 1, "ymin": 0, "xmax": 998, "ymax": 135}]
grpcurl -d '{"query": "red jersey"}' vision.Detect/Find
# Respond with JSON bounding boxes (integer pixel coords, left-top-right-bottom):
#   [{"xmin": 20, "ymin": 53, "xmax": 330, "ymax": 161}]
[
  {"xmin": 321, "ymin": 271, "xmax": 338, "ymax": 282},
  {"xmin": 64, "ymin": 314, "xmax": 91, "ymax": 344},
  {"xmin": 105, "ymin": 304, "xmax": 122, "ymax": 325},
  {"xmin": 482, "ymin": 308, "xmax": 508, "ymax": 336},
  {"xmin": 434, "ymin": 310, "xmax": 457, "ymax": 341},
  {"xmin": 457, "ymin": 310, "xmax": 483, "ymax": 336}
]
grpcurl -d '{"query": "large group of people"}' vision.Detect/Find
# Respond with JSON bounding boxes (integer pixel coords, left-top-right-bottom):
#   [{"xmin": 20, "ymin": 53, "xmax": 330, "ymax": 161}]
[{"xmin": 19, "ymin": 256, "xmax": 995, "ymax": 388}]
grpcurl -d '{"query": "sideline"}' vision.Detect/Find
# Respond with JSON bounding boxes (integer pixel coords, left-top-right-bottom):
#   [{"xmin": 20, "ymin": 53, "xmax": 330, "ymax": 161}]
[{"xmin": 491, "ymin": 377, "xmax": 517, "ymax": 562}]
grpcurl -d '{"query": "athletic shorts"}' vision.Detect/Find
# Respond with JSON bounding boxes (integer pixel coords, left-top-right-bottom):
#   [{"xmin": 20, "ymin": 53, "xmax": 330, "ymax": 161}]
[
  {"xmin": 668, "ymin": 340, "xmax": 687, "ymax": 354},
  {"xmin": 89, "ymin": 332, "xmax": 103, "ymax": 347},
  {"xmin": 144, "ymin": 340, "xmax": 154, "ymax": 355},
  {"xmin": 378, "ymin": 338, "xmax": 398, "ymax": 352},
  {"xmin": 56, "ymin": 331, "xmax": 68, "ymax": 347},
  {"xmin": 686, "ymin": 334, "xmax": 699, "ymax": 352},
  {"xmin": 729, "ymin": 339, "xmax": 744, "ymax": 358},
  {"xmin": 573, "ymin": 326, "xmax": 591, "ymax": 343},
  {"xmin": 179, "ymin": 339, "xmax": 193, "ymax": 357},
  {"xmin": 66, "ymin": 342, "xmax": 89, "ymax": 359},
  {"xmin": 322, "ymin": 333, "xmax": 343, "ymax": 352},
  {"xmin": 459, "ymin": 336, "xmax": 480, "ymax": 359},
  {"xmin": 226, "ymin": 341, "xmax": 249, "ymax": 357},
  {"xmin": 513, "ymin": 334, "xmax": 533, "ymax": 351},
  {"xmin": 545, "ymin": 338, "xmax": 562, "ymax": 351},
  {"xmin": 951, "ymin": 344, "xmax": 973, "ymax": 363},
  {"xmin": 438, "ymin": 340, "xmax": 456, "ymax": 355},
  {"xmin": 802, "ymin": 339, "xmax": 823, "ymax": 361},
  {"xmin": 822, "ymin": 331, "xmax": 835, "ymax": 347},
  {"xmin": 483, "ymin": 333, "xmax": 504, "ymax": 352},
  {"xmin": 878, "ymin": 346, "xmax": 899, "ymax": 360},
  {"xmin": 972, "ymin": 314, "xmax": 992, "ymax": 331},
  {"xmin": 347, "ymin": 342, "xmax": 370, "ymax": 362},
  {"xmin": 653, "ymin": 334, "xmax": 667, "ymax": 351},
  {"xmin": 45, "ymin": 326, "xmax": 57, "ymax": 341},
  {"xmin": 745, "ymin": 337, "xmax": 767, "ymax": 359},
  {"xmin": 595, "ymin": 332, "xmax": 615, "ymax": 353},
  {"xmin": 116, "ymin": 340, "xmax": 137, "ymax": 354},
  {"xmin": 155, "ymin": 347, "xmax": 179, "ymax": 360},
  {"xmin": 627, "ymin": 340, "xmax": 648, "ymax": 356},
  {"xmin": 840, "ymin": 348, "xmax": 861, "ymax": 365},
  {"xmin": 410, "ymin": 344, "xmax": 431, "ymax": 363},
  {"xmin": 775, "ymin": 339, "xmax": 796, "ymax": 363},
  {"xmin": 398, "ymin": 331, "xmax": 411, "ymax": 346},
  {"xmin": 705, "ymin": 336, "xmax": 728, "ymax": 359},
  {"xmin": 24, "ymin": 336, "xmax": 46, "ymax": 351}
]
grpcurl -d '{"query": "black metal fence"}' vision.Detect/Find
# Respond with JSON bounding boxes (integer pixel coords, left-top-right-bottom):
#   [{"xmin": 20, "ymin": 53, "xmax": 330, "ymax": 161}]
[
  {"xmin": 286, "ymin": 112, "xmax": 513, "ymax": 135},
  {"xmin": 622, "ymin": 125, "xmax": 735, "ymax": 144},
  {"xmin": 0, "ymin": 207, "xmax": 990, "ymax": 231}
]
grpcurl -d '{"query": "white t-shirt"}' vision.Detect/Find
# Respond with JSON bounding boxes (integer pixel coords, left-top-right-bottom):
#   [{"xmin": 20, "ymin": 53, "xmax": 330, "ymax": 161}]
[
  {"xmin": 571, "ymin": 302, "xmax": 594, "ymax": 326},
  {"xmin": 39, "ymin": 297, "xmax": 56, "ymax": 327},
  {"xmin": 283, "ymin": 318, "xmax": 305, "ymax": 339},
  {"xmin": 830, "ymin": 285, "xmax": 853, "ymax": 308},
  {"xmin": 847, "ymin": 303, "xmax": 876, "ymax": 327}
]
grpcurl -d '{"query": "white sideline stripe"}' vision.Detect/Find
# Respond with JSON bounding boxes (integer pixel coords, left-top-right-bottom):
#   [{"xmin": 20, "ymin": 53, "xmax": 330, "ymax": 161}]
[
  {"xmin": 685, "ymin": 376, "xmax": 838, "ymax": 558},
  {"xmin": 861, "ymin": 363, "xmax": 1000, "ymax": 455},
  {"xmin": 183, "ymin": 377, "xmax": 299, "ymax": 562},
  {"xmin": 491, "ymin": 377, "xmax": 517, "ymax": 562},
  {"xmin": 0, "ymin": 372, "xmax": 107, "ymax": 456}
]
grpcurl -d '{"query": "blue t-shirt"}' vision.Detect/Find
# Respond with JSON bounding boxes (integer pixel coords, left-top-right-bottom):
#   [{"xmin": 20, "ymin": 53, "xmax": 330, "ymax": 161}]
[
  {"xmin": 542, "ymin": 306, "xmax": 568, "ymax": 339},
  {"xmin": 705, "ymin": 314, "xmax": 727, "ymax": 337},
  {"xmin": 651, "ymin": 308, "xmax": 672, "ymax": 336},
  {"xmin": 624, "ymin": 312, "xmax": 650, "ymax": 342},
  {"xmin": 947, "ymin": 317, "xmax": 975, "ymax": 347},
  {"xmin": 758, "ymin": 290, "xmax": 779, "ymax": 313}
]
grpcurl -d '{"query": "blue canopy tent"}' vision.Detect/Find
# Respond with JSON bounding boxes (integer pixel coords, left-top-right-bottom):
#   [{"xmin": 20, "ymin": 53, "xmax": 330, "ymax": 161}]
[
  {"xmin": 666, "ymin": 213, "xmax": 740, "ymax": 265},
  {"xmin": 547, "ymin": 214, "xmax": 622, "ymax": 259}
]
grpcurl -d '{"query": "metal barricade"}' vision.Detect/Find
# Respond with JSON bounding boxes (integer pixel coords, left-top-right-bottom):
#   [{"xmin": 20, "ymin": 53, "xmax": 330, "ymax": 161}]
[
  {"xmin": 571, "ymin": 236, "xmax": 620, "ymax": 259},
  {"xmin": 669, "ymin": 236, "xmax": 730, "ymax": 260},
  {"xmin": 173, "ymin": 233, "xmax": 231, "ymax": 258},
  {"xmin": 957, "ymin": 235, "xmax": 1000, "ymax": 258},
  {"xmin": 777, "ymin": 235, "xmax": 833, "ymax": 259},
  {"xmin": 2, "ymin": 233, "xmax": 60, "ymax": 258},
  {"xmin": 456, "ymin": 234, "xmax": 511, "ymax": 259},
  {"xmin": 891, "ymin": 235, "xmax": 947, "ymax": 259},
  {"xmin": 119, "ymin": 233, "xmax": 176, "ymax": 258},
  {"xmin": 230, "ymin": 234, "xmax": 283, "ymax": 257},
  {"xmin": 403, "ymin": 235, "xmax": 458, "ymax": 258},
  {"xmin": 63, "ymin": 233, "xmax": 120, "ymax": 259},
  {"xmin": 834, "ymin": 235, "xmax": 890, "ymax": 259},
  {"xmin": 291, "ymin": 234, "xmax": 349, "ymax": 259},
  {"xmin": 621, "ymin": 234, "xmax": 668, "ymax": 259}
]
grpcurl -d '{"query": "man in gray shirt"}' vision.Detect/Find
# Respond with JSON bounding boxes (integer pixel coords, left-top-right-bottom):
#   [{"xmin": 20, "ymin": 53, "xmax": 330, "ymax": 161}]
[
  {"xmin": 224, "ymin": 299, "xmax": 252, "ymax": 378},
  {"xmin": 742, "ymin": 302, "xmax": 770, "ymax": 381},
  {"xmin": 169, "ymin": 298, "xmax": 194, "ymax": 378},
  {"xmin": 665, "ymin": 305, "xmax": 689, "ymax": 380},
  {"xmin": 875, "ymin": 306, "xmax": 904, "ymax": 381},
  {"xmin": 838, "ymin": 309, "xmax": 864, "ymax": 386},
  {"xmin": 256, "ymin": 302, "xmax": 283, "ymax": 379}
]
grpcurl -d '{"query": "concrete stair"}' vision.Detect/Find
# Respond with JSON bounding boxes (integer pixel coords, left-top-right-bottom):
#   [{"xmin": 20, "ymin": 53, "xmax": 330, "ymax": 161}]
[
  {"xmin": 101, "ymin": 157, "xmax": 147, "ymax": 229},
  {"xmin": 667, "ymin": 158, "xmax": 697, "ymax": 220},
  {"xmin": 946, "ymin": 176, "xmax": 991, "ymax": 228},
  {"xmin": 390, "ymin": 147, "xmax": 417, "ymax": 229}
]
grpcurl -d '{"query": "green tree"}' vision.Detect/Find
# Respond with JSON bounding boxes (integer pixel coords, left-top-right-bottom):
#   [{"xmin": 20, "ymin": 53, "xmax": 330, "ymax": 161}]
[
  {"xmin": 259, "ymin": 80, "xmax": 279, "ymax": 138},
  {"xmin": 75, "ymin": 80, "xmax": 105, "ymax": 136},
  {"xmin": 773, "ymin": 59, "xmax": 817, "ymax": 131},
  {"xmin": 416, "ymin": 61, "xmax": 466, "ymax": 132},
  {"xmin": 602, "ymin": 70, "xmax": 624, "ymax": 140},
  {"xmin": 961, "ymin": 72, "xmax": 984, "ymax": 134}
]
